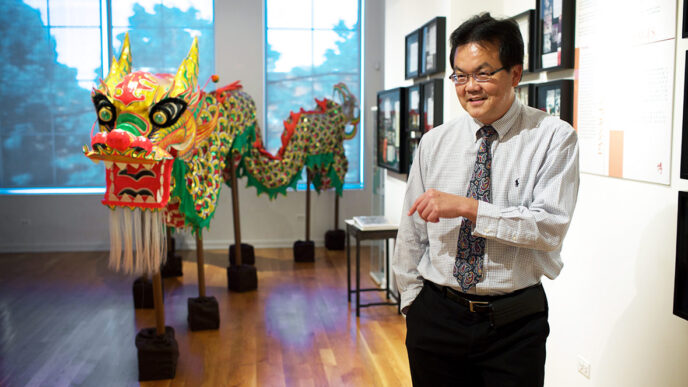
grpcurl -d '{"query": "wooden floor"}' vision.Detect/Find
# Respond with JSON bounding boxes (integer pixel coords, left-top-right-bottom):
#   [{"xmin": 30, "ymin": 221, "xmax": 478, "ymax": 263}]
[{"xmin": 0, "ymin": 246, "xmax": 411, "ymax": 386}]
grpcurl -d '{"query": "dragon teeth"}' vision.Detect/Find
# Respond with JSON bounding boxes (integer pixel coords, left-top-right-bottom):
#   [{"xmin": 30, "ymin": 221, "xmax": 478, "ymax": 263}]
[
  {"xmin": 116, "ymin": 162, "xmax": 127, "ymax": 170},
  {"xmin": 132, "ymin": 163, "xmax": 140, "ymax": 169},
  {"xmin": 156, "ymin": 189, "xmax": 162, "ymax": 202},
  {"xmin": 146, "ymin": 196, "xmax": 156, "ymax": 203},
  {"xmin": 134, "ymin": 195, "xmax": 144, "ymax": 203},
  {"xmin": 104, "ymin": 161, "xmax": 113, "ymax": 169}
]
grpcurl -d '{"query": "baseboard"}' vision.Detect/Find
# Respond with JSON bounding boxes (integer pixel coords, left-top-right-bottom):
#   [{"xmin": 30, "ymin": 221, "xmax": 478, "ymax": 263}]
[{"xmin": 0, "ymin": 237, "xmax": 377, "ymax": 253}]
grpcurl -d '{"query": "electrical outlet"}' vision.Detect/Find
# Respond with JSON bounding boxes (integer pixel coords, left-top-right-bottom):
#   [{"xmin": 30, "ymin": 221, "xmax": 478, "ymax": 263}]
[{"xmin": 577, "ymin": 355, "xmax": 591, "ymax": 379}]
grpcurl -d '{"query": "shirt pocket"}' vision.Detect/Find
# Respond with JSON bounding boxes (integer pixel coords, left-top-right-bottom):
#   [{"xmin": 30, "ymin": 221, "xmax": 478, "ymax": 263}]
[{"xmin": 506, "ymin": 172, "xmax": 529, "ymax": 207}]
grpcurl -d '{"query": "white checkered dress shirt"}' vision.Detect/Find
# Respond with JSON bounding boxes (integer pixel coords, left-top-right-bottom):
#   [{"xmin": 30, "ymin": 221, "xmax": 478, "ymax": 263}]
[{"xmin": 392, "ymin": 97, "xmax": 580, "ymax": 312}]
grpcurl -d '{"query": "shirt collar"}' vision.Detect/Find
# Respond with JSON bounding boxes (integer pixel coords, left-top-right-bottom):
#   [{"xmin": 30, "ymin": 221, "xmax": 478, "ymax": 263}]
[{"xmin": 471, "ymin": 97, "xmax": 521, "ymax": 141}]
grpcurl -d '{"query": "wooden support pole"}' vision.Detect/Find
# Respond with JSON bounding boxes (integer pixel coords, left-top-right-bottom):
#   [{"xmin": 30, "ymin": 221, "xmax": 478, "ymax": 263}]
[
  {"xmin": 196, "ymin": 231, "xmax": 206, "ymax": 298},
  {"xmin": 152, "ymin": 272, "xmax": 165, "ymax": 336},
  {"xmin": 334, "ymin": 193, "xmax": 339, "ymax": 230},
  {"xmin": 229, "ymin": 155, "xmax": 243, "ymax": 266},
  {"xmin": 306, "ymin": 173, "xmax": 311, "ymax": 241}
]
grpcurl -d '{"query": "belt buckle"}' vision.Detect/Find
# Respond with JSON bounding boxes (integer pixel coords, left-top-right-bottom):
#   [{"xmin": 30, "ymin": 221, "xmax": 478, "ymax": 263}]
[{"xmin": 468, "ymin": 300, "xmax": 489, "ymax": 312}]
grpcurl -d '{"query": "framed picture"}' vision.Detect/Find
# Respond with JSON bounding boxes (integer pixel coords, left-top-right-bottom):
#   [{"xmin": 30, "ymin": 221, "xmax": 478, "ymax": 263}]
[
  {"xmin": 405, "ymin": 29, "xmax": 421, "ymax": 79},
  {"xmin": 681, "ymin": 51, "xmax": 688, "ymax": 179},
  {"xmin": 377, "ymin": 88, "xmax": 408, "ymax": 173},
  {"xmin": 406, "ymin": 85, "xmax": 422, "ymax": 172},
  {"xmin": 675, "ymin": 191, "xmax": 688, "ymax": 321},
  {"xmin": 511, "ymin": 9, "xmax": 536, "ymax": 73},
  {"xmin": 534, "ymin": 80, "xmax": 573, "ymax": 125},
  {"xmin": 536, "ymin": 0, "xmax": 575, "ymax": 71},
  {"xmin": 421, "ymin": 79, "xmax": 443, "ymax": 133},
  {"xmin": 420, "ymin": 17, "xmax": 446, "ymax": 76},
  {"xmin": 407, "ymin": 85, "xmax": 422, "ymax": 132},
  {"xmin": 684, "ymin": 1, "xmax": 688, "ymax": 39},
  {"xmin": 515, "ymin": 83, "xmax": 535, "ymax": 107}
]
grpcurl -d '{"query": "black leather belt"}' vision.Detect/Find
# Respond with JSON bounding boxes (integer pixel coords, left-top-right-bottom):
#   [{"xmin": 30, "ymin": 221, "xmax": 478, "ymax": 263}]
[{"xmin": 424, "ymin": 280, "xmax": 547, "ymax": 327}]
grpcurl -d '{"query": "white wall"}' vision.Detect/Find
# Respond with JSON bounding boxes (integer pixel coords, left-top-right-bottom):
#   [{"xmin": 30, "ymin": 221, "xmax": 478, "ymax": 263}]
[
  {"xmin": 383, "ymin": 1, "xmax": 688, "ymax": 386},
  {"xmin": 0, "ymin": 0, "xmax": 384, "ymax": 252}
]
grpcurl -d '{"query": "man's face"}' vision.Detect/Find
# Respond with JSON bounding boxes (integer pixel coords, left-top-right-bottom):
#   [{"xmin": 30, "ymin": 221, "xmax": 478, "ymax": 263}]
[{"xmin": 452, "ymin": 41, "xmax": 522, "ymax": 125}]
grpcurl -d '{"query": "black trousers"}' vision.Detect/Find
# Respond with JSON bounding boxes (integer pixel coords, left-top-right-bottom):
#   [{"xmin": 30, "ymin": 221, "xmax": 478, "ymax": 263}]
[{"xmin": 405, "ymin": 282, "xmax": 549, "ymax": 387}]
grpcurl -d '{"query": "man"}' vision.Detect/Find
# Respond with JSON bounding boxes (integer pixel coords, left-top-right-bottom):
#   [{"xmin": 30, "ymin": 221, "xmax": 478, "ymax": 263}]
[{"xmin": 392, "ymin": 13, "xmax": 579, "ymax": 387}]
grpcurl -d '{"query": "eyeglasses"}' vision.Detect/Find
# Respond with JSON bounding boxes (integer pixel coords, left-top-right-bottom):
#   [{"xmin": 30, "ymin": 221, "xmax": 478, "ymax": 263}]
[{"xmin": 448, "ymin": 67, "xmax": 506, "ymax": 85}]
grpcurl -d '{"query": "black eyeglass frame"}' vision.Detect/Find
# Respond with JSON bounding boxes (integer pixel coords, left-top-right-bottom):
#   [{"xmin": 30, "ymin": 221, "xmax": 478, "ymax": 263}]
[{"xmin": 448, "ymin": 67, "xmax": 506, "ymax": 85}]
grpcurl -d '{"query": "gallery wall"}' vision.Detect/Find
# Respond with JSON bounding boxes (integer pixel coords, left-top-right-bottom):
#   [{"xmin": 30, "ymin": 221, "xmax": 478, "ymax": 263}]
[
  {"xmin": 0, "ymin": 0, "xmax": 385, "ymax": 252},
  {"xmin": 383, "ymin": 0, "xmax": 688, "ymax": 386}
]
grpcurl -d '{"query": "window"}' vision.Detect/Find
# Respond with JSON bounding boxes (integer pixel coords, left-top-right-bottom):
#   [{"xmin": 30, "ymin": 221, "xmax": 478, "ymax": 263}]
[
  {"xmin": 265, "ymin": 0, "xmax": 363, "ymax": 189},
  {"xmin": 0, "ymin": 0, "xmax": 214, "ymax": 194}
]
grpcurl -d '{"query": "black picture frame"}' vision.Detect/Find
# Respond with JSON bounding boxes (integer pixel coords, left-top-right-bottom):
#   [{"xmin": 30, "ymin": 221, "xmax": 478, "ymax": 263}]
[
  {"xmin": 675, "ymin": 191, "xmax": 688, "ymax": 321},
  {"xmin": 536, "ymin": 0, "xmax": 575, "ymax": 71},
  {"xmin": 406, "ymin": 85, "xmax": 422, "ymax": 172},
  {"xmin": 684, "ymin": 1, "xmax": 688, "ymax": 39},
  {"xmin": 511, "ymin": 9, "xmax": 536, "ymax": 73},
  {"xmin": 377, "ymin": 88, "xmax": 408, "ymax": 173},
  {"xmin": 420, "ymin": 17, "xmax": 446, "ymax": 76},
  {"xmin": 515, "ymin": 83, "xmax": 535, "ymax": 107},
  {"xmin": 534, "ymin": 80, "xmax": 573, "ymax": 125},
  {"xmin": 405, "ymin": 29, "xmax": 421, "ymax": 79},
  {"xmin": 682, "ymin": 51, "xmax": 688, "ymax": 179},
  {"xmin": 421, "ymin": 79, "xmax": 443, "ymax": 133}
]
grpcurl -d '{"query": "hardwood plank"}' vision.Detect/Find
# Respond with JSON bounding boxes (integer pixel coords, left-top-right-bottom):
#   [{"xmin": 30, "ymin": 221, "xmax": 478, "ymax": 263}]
[{"xmin": 0, "ymin": 247, "xmax": 410, "ymax": 386}]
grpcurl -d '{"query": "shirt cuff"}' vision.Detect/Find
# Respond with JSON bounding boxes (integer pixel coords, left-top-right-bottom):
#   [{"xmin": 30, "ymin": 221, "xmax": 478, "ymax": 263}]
[
  {"xmin": 474, "ymin": 201, "xmax": 500, "ymax": 238},
  {"xmin": 400, "ymin": 282, "xmax": 424, "ymax": 314}
]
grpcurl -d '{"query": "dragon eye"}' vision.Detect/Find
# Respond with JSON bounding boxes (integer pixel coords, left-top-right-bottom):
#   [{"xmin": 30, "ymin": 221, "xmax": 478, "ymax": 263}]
[
  {"xmin": 92, "ymin": 94, "xmax": 116, "ymax": 126},
  {"xmin": 149, "ymin": 98, "xmax": 187, "ymax": 128}
]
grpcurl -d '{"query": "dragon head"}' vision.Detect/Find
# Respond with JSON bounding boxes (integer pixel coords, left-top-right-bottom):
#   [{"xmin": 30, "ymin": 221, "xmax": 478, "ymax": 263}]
[
  {"xmin": 84, "ymin": 33, "xmax": 201, "ymax": 210},
  {"xmin": 332, "ymin": 82, "xmax": 360, "ymax": 140}
]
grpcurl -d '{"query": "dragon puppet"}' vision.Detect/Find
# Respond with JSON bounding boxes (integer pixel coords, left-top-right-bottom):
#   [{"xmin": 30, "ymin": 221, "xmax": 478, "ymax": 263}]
[{"xmin": 84, "ymin": 34, "xmax": 359, "ymax": 275}]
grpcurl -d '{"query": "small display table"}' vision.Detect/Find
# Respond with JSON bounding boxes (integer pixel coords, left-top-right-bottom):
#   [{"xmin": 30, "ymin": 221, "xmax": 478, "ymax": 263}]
[{"xmin": 345, "ymin": 220, "xmax": 401, "ymax": 316}]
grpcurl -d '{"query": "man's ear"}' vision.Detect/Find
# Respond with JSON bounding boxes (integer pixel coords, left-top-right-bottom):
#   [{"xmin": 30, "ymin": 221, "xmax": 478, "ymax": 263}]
[{"xmin": 511, "ymin": 64, "xmax": 523, "ymax": 87}]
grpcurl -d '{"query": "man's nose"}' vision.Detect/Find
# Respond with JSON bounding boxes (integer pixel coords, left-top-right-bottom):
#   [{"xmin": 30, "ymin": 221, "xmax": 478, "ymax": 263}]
[{"xmin": 465, "ymin": 76, "xmax": 482, "ymax": 91}]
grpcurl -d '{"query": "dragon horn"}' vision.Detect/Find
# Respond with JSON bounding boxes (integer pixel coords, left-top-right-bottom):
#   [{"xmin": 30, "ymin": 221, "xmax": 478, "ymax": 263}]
[
  {"xmin": 103, "ymin": 33, "xmax": 132, "ymax": 92},
  {"xmin": 171, "ymin": 37, "xmax": 199, "ymax": 98}
]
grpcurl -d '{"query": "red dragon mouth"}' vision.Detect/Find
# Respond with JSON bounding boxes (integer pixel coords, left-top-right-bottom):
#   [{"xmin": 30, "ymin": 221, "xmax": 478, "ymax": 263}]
[{"xmin": 102, "ymin": 158, "xmax": 174, "ymax": 209}]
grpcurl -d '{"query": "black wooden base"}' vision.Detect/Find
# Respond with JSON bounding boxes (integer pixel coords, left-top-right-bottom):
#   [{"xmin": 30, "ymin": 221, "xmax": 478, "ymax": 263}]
[
  {"xmin": 293, "ymin": 240, "xmax": 315, "ymax": 262},
  {"xmin": 228, "ymin": 243, "xmax": 255, "ymax": 266},
  {"xmin": 135, "ymin": 326, "xmax": 179, "ymax": 381},
  {"xmin": 133, "ymin": 277, "xmax": 163, "ymax": 309},
  {"xmin": 160, "ymin": 254, "xmax": 183, "ymax": 278},
  {"xmin": 187, "ymin": 296, "xmax": 220, "ymax": 331},
  {"xmin": 325, "ymin": 229, "xmax": 345, "ymax": 250},
  {"xmin": 227, "ymin": 264, "xmax": 258, "ymax": 292}
]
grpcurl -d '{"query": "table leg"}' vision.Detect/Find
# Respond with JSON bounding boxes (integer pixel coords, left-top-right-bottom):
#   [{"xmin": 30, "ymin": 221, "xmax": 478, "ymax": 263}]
[
  {"xmin": 385, "ymin": 238, "xmax": 390, "ymax": 300},
  {"xmin": 356, "ymin": 236, "xmax": 360, "ymax": 317},
  {"xmin": 346, "ymin": 227, "xmax": 351, "ymax": 302}
]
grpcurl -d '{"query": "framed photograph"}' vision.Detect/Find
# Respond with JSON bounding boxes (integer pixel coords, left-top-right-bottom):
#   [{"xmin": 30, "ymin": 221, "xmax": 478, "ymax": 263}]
[
  {"xmin": 684, "ymin": 1, "xmax": 688, "ymax": 39},
  {"xmin": 675, "ymin": 191, "xmax": 688, "ymax": 321},
  {"xmin": 420, "ymin": 17, "xmax": 446, "ymax": 76},
  {"xmin": 511, "ymin": 9, "xmax": 536, "ymax": 73},
  {"xmin": 377, "ymin": 88, "xmax": 408, "ymax": 173},
  {"xmin": 405, "ymin": 29, "xmax": 421, "ymax": 79},
  {"xmin": 515, "ymin": 83, "xmax": 535, "ymax": 107},
  {"xmin": 406, "ymin": 85, "xmax": 422, "ymax": 172},
  {"xmin": 681, "ymin": 51, "xmax": 688, "ymax": 179},
  {"xmin": 534, "ymin": 80, "xmax": 573, "ymax": 125},
  {"xmin": 421, "ymin": 79, "xmax": 443, "ymax": 133},
  {"xmin": 536, "ymin": 0, "xmax": 575, "ymax": 71}
]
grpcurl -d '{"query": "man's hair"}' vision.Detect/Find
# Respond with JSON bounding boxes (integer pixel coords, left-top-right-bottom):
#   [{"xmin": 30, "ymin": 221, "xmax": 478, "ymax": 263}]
[{"xmin": 448, "ymin": 13, "xmax": 524, "ymax": 70}]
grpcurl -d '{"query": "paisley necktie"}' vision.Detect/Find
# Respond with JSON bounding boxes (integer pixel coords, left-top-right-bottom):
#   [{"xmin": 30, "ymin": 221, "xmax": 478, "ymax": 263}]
[{"xmin": 454, "ymin": 125, "xmax": 496, "ymax": 291}]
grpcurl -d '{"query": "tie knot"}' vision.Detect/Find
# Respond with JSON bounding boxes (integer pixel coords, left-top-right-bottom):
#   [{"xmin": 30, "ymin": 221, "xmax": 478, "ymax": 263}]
[{"xmin": 478, "ymin": 126, "xmax": 496, "ymax": 139}]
